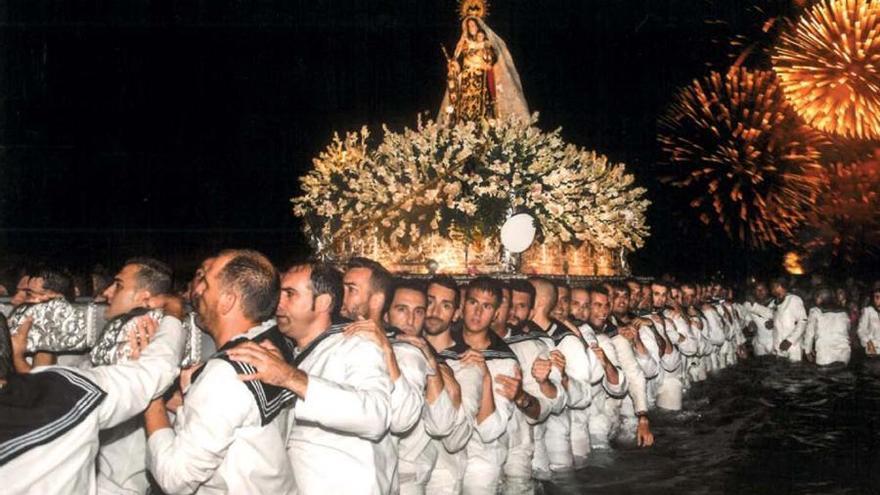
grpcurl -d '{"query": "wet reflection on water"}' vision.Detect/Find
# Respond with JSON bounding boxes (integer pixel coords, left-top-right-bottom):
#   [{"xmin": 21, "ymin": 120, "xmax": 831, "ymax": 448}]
[{"xmin": 542, "ymin": 355, "xmax": 880, "ymax": 494}]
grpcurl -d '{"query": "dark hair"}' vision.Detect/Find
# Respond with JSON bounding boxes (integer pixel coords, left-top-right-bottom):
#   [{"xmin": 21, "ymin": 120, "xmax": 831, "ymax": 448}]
[
  {"xmin": 552, "ymin": 280, "xmax": 571, "ymax": 291},
  {"xmin": 624, "ymin": 278, "xmax": 641, "ymax": 288},
  {"xmin": 216, "ymin": 249, "xmax": 280, "ymax": 322},
  {"xmin": 508, "ymin": 279, "xmax": 536, "ymax": 309},
  {"xmin": 288, "ymin": 261, "xmax": 344, "ymax": 315},
  {"xmin": 427, "ymin": 275, "xmax": 460, "ymax": 308},
  {"xmin": 650, "ymin": 280, "xmax": 670, "ymax": 290},
  {"xmin": 466, "ymin": 277, "xmax": 502, "ymax": 308},
  {"xmin": 588, "ymin": 285, "xmax": 610, "ymax": 299},
  {"xmin": 771, "ymin": 276, "xmax": 789, "ymax": 289},
  {"xmin": 347, "ymin": 257, "xmax": 393, "ymax": 302},
  {"xmin": 33, "ymin": 265, "xmax": 75, "ymax": 302},
  {"xmin": 125, "ymin": 257, "xmax": 173, "ymax": 296},
  {"xmin": 610, "ymin": 281, "xmax": 629, "ymax": 294}
]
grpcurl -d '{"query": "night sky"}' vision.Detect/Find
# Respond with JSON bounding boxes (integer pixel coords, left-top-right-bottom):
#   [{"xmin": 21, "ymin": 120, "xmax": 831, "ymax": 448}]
[{"xmin": 0, "ymin": 1, "xmax": 790, "ymax": 279}]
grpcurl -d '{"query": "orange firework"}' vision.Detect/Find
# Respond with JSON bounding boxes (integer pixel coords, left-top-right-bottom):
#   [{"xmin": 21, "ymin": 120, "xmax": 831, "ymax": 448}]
[
  {"xmin": 659, "ymin": 67, "xmax": 826, "ymax": 248},
  {"xmin": 803, "ymin": 155, "xmax": 880, "ymax": 262},
  {"xmin": 773, "ymin": 0, "xmax": 880, "ymax": 140}
]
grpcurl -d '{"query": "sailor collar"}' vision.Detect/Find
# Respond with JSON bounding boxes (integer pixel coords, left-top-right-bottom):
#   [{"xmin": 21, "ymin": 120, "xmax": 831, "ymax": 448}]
[
  {"xmin": 440, "ymin": 323, "xmax": 516, "ymax": 361},
  {"xmin": 193, "ymin": 324, "xmax": 300, "ymax": 426}
]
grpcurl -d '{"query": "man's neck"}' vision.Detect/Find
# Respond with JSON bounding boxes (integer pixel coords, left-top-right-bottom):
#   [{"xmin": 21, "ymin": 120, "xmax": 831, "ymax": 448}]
[
  {"xmin": 213, "ymin": 320, "xmax": 258, "ymax": 349},
  {"xmin": 462, "ymin": 327, "xmax": 491, "ymax": 350},
  {"xmin": 531, "ymin": 310, "xmax": 552, "ymax": 330},
  {"xmin": 426, "ymin": 328, "xmax": 454, "ymax": 351},
  {"xmin": 490, "ymin": 323, "xmax": 507, "ymax": 339},
  {"xmin": 293, "ymin": 317, "xmax": 333, "ymax": 350}
]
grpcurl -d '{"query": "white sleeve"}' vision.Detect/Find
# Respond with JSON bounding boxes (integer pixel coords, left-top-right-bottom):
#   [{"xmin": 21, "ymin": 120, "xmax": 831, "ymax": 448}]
[
  {"xmin": 803, "ymin": 310, "xmax": 819, "ymax": 354},
  {"xmin": 707, "ymin": 310, "xmax": 727, "ymax": 346},
  {"xmin": 475, "ymin": 358, "xmax": 516, "ymax": 443},
  {"xmin": 671, "ymin": 316, "xmax": 699, "ymax": 356},
  {"xmin": 857, "ymin": 308, "xmax": 877, "ymax": 347},
  {"xmin": 423, "ymin": 387, "xmax": 457, "ymax": 437},
  {"xmin": 610, "ymin": 334, "xmax": 648, "ymax": 413},
  {"xmin": 520, "ymin": 344, "xmax": 564, "ymax": 424},
  {"xmin": 389, "ymin": 344, "xmax": 428, "ymax": 434},
  {"xmin": 295, "ymin": 338, "xmax": 392, "ymax": 441},
  {"xmin": 558, "ymin": 335, "xmax": 592, "ymax": 409},
  {"xmin": 147, "ymin": 360, "xmax": 254, "ymax": 494},
  {"xmin": 89, "ymin": 316, "xmax": 185, "ymax": 430},
  {"xmin": 635, "ymin": 326, "xmax": 660, "ymax": 379},
  {"xmin": 595, "ymin": 335, "xmax": 627, "ymax": 398},
  {"xmin": 787, "ymin": 298, "xmax": 809, "ymax": 345},
  {"xmin": 442, "ymin": 363, "xmax": 483, "ymax": 453}
]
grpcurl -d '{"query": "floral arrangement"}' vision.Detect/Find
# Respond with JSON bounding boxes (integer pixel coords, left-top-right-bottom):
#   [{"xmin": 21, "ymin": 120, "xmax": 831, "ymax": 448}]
[{"xmin": 292, "ymin": 114, "xmax": 649, "ymax": 267}]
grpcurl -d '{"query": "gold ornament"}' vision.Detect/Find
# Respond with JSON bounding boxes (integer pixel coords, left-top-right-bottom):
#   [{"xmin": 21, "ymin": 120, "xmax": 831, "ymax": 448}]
[{"xmin": 459, "ymin": 0, "xmax": 489, "ymax": 19}]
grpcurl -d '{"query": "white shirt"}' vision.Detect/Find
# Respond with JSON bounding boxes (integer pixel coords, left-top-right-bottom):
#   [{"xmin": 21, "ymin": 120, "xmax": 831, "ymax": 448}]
[
  {"xmin": 3, "ymin": 316, "xmax": 185, "ymax": 495},
  {"xmin": 804, "ymin": 308, "xmax": 851, "ymax": 365},
  {"xmin": 287, "ymin": 331, "xmax": 393, "ymax": 495},
  {"xmin": 857, "ymin": 306, "xmax": 880, "ymax": 351},
  {"xmin": 773, "ymin": 294, "xmax": 808, "ymax": 352},
  {"xmin": 147, "ymin": 328, "xmax": 296, "ymax": 494}
]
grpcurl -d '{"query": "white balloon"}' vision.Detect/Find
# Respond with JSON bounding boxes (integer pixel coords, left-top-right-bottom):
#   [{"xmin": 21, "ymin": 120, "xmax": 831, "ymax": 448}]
[{"xmin": 500, "ymin": 213, "xmax": 537, "ymax": 253}]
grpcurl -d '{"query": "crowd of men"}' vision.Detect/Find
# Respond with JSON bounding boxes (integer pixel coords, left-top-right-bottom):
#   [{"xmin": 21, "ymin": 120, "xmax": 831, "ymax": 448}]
[{"xmin": 1, "ymin": 251, "xmax": 879, "ymax": 494}]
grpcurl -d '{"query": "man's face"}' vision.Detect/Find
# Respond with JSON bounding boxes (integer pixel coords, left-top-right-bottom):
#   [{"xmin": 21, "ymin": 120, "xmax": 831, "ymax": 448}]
[
  {"xmin": 589, "ymin": 292, "xmax": 610, "ymax": 328},
  {"xmin": 650, "ymin": 284, "xmax": 667, "ymax": 308},
  {"xmin": 508, "ymin": 290, "xmax": 532, "ymax": 326},
  {"xmin": 10, "ymin": 275, "xmax": 30, "ymax": 307},
  {"xmin": 425, "ymin": 283, "xmax": 459, "ymax": 336},
  {"xmin": 462, "ymin": 289, "xmax": 498, "ymax": 334},
  {"xmin": 342, "ymin": 267, "xmax": 373, "ymax": 320},
  {"xmin": 187, "ymin": 258, "xmax": 214, "ymax": 305},
  {"xmin": 24, "ymin": 277, "xmax": 59, "ymax": 304},
  {"xmin": 492, "ymin": 288, "xmax": 511, "ymax": 331},
  {"xmin": 385, "ymin": 288, "xmax": 427, "ymax": 337},
  {"xmin": 770, "ymin": 283, "xmax": 785, "ymax": 299},
  {"xmin": 192, "ymin": 256, "xmax": 227, "ymax": 332},
  {"xmin": 640, "ymin": 286, "xmax": 652, "ymax": 305},
  {"xmin": 612, "ymin": 289, "xmax": 630, "ymax": 315},
  {"xmin": 670, "ymin": 288, "xmax": 682, "ymax": 307},
  {"xmin": 570, "ymin": 288, "xmax": 590, "ymax": 322},
  {"xmin": 626, "ymin": 282, "xmax": 641, "ymax": 302},
  {"xmin": 276, "ymin": 266, "xmax": 318, "ymax": 338},
  {"xmin": 682, "ymin": 287, "xmax": 696, "ymax": 307},
  {"xmin": 873, "ymin": 292, "xmax": 880, "ymax": 309},
  {"xmin": 754, "ymin": 283, "xmax": 768, "ymax": 302},
  {"xmin": 551, "ymin": 287, "xmax": 571, "ymax": 321},
  {"xmin": 103, "ymin": 264, "xmax": 150, "ymax": 319}
]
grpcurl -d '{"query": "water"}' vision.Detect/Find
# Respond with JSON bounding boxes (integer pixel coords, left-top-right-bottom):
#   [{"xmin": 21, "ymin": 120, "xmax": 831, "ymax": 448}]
[{"xmin": 542, "ymin": 355, "xmax": 880, "ymax": 494}]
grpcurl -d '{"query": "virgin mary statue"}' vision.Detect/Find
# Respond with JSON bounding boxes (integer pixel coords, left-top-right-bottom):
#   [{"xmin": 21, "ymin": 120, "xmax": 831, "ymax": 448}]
[{"xmin": 439, "ymin": 15, "xmax": 529, "ymax": 125}]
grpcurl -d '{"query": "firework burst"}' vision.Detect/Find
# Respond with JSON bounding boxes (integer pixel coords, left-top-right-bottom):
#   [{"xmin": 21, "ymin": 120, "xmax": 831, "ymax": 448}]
[
  {"xmin": 659, "ymin": 67, "xmax": 826, "ymax": 248},
  {"xmin": 803, "ymin": 155, "xmax": 880, "ymax": 262},
  {"xmin": 773, "ymin": 0, "xmax": 880, "ymax": 140}
]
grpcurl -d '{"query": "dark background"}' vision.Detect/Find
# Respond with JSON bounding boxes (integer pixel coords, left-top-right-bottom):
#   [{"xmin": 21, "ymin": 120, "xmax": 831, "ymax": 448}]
[{"xmin": 0, "ymin": 0, "xmax": 788, "ymax": 280}]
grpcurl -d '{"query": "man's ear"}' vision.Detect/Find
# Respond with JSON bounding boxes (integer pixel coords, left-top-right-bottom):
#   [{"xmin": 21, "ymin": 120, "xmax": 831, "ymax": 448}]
[
  {"xmin": 452, "ymin": 308, "xmax": 461, "ymax": 322},
  {"xmin": 136, "ymin": 289, "xmax": 153, "ymax": 308},
  {"xmin": 314, "ymin": 293, "xmax": 333, "ymax": 314},
  {"xmin": 218, "ymin": 290, "xmax": 238, "ymax": 317}
]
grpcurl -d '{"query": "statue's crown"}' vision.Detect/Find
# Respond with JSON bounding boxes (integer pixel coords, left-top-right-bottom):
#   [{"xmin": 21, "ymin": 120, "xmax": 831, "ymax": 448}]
[{"xmin": 459, "ymin": 0, "xmax": 488, "ymax": 19}]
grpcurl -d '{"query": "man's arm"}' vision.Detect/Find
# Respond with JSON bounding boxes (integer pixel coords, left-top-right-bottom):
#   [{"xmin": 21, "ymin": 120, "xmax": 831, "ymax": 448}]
[
  {"xmin": 145, "ymin": 360, "xmax": 254, "ymax": 494},
  {"xmin": 389, "ymin": 344, "xmax": 428, "ymax": 434},
  {"xmin": 441, "ymin": 363, "xmax": 483, "ymax": 453},
  {"xmin": 85, "ymin": 316, "xmax": 184, "ymax": 430}
]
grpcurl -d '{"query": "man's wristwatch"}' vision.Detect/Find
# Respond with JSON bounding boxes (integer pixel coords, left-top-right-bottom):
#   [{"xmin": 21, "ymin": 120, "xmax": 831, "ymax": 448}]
[
  {"xmin": 515, "ymin": 392, "xmax": 534, "ymax": 410},
  {"xmin": 635, "ymin": 410, "xmax": 649, "ymax": 421}
]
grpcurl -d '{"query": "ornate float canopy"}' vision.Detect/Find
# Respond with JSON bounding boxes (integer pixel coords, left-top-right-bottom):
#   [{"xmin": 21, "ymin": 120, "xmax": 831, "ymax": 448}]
[{"xmin": 291, "ymin": 4, "xmax": 650, "ymax": 277}]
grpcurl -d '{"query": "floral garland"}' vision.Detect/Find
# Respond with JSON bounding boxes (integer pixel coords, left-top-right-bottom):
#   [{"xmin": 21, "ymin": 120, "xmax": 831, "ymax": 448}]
[{"xmin": 292, "ymin": 114, "xmax": 650, "ymax": 254}]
